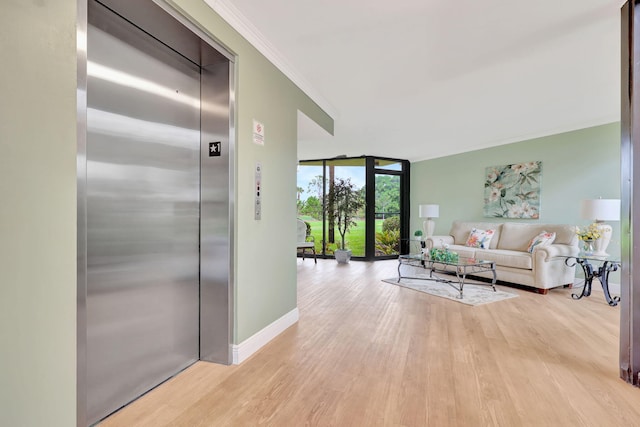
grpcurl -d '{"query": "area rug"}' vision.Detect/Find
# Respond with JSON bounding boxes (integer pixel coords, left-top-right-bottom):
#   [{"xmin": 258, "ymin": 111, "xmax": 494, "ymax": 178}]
[{"xmin": 382, "ymin": 277, "xmax": 518, "ymax": 306}]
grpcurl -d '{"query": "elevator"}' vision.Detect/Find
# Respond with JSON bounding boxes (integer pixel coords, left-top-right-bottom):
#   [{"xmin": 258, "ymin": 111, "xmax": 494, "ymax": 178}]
[{"xmin": 79, "ymin": 1, "xmax": 234, "ymax": 425}]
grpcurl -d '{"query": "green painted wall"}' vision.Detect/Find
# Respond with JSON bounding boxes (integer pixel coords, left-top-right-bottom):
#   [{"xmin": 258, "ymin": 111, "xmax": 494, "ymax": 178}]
[
  {"xmin": 0, "ymin": 2, "xmax": 78, "ymax": 427},
  {"xmin": 411, "ymin": 122, "xmax": 622, "ymax": 272},
  {"xmin": 1, "ymin": 1, "xmax": 332, "ymax": 425},
  {"xmin": 169, "ymin": 0, "xmax": 333, "ymax": 343}
]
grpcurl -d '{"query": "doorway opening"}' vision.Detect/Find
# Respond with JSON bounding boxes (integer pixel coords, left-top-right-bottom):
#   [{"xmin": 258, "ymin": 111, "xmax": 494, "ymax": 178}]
[{"xmin": 297, "ymin": 156, "xmax": 410, "ymax": 261}]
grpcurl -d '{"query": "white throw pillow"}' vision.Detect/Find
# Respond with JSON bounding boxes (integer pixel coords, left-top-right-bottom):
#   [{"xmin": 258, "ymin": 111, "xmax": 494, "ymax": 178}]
[
  {"xmin": 527, "ymin": 231, "xmax": 556, "ymax": 253},
  {"xmin": 465, "ymin": 228, "xmax": 495, "ymax": 249}
]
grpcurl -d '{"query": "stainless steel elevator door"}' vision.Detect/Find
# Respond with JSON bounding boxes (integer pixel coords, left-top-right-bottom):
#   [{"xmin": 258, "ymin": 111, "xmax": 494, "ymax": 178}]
[{"xmin": 86, "ymin": 7, "xmax": 200, "ymax": 424}]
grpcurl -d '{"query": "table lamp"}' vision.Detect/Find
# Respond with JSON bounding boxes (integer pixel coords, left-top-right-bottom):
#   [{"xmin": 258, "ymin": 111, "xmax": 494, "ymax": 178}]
[
  {"xmin": 580, "ymin": 198, "xmax": 620, "ymax": 256},
  {"xmin": 419, "ymin": 204, "xmax": 439, "ymax": 238}
]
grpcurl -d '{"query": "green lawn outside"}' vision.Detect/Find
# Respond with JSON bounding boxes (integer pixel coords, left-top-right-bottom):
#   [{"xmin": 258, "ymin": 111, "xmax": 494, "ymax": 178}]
[{"xmin": 305, "ymin": 219, "xmax": 384, "ymax": 257}]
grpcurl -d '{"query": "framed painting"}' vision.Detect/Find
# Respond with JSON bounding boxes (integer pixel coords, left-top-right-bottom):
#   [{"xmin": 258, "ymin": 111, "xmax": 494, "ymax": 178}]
[{"xmin": 484, "ymin": 161, "xmax": 541, "ymax": 219}]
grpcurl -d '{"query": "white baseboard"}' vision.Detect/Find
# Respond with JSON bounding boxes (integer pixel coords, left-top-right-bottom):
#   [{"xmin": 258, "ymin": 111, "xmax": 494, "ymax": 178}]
[{"xmin": 232, "ymin": 307, "xmax": 299, "ymax": 365}]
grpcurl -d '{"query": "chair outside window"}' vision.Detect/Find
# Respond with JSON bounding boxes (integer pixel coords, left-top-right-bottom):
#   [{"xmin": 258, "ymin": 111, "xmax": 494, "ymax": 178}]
[{"xmin": 297, "ymin": 219, "xmax": 317, "ymax": 263}]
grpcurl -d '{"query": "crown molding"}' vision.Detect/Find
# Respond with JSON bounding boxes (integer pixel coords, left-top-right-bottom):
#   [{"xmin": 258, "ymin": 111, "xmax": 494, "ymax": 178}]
[{"xmin": 204, "ymin": 0, "xmax": 338, "ymax": 119}]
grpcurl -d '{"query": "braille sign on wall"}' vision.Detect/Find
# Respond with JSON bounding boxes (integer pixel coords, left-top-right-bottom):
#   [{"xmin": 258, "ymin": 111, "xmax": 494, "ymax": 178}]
[{"xmin": 209, "ymin": 141, "xmax": 221, "ymax": 156}]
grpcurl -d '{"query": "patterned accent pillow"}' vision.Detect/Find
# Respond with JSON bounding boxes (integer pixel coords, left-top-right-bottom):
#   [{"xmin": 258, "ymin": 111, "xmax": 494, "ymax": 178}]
[
  {"xmin": 527, "ymin": 231, "xmax": 556, "ymax": 253},
  {"xmin": 465, "ymin": 228, "xmax": 495, "ymax": 249}
]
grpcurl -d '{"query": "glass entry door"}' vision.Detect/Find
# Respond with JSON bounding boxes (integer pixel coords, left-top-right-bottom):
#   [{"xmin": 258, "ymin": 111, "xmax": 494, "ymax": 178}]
[{"xmin": 374, "ymin": 173, "xmax": 401, "ymax": 256}]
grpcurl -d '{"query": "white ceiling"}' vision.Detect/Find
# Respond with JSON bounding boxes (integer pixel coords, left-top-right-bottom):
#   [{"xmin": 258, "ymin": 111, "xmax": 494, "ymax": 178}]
[{"xmin": 208, "ymin": 0, "xmax": 623, "ymax": 162}]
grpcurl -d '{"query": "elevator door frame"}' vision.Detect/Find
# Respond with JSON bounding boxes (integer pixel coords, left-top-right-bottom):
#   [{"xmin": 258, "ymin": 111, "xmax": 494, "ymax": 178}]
[{"xmin": 76, "ymin": 1, "xmax": 236, "ymax": 425}]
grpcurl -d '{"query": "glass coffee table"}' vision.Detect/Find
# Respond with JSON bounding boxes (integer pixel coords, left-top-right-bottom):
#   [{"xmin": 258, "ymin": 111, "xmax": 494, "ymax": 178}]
[{"xmin": 397, "ymin": 254, "xmax": 497, "ymax": 299}]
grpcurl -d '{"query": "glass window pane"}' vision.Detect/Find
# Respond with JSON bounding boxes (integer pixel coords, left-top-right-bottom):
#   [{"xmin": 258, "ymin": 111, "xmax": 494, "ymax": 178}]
[
  {"xmin": 375, "ymin": 159, "xmax": 402, "ymax": 171},
  {"xmin": 375, "ymin": 174, "xmax": 401, "ymax": 256},
  {"xmin": 297, "ymin": 163, "xmax": 324, "ymax": 254},
  {"xmin": 296, "ymin": 163, "xmax": 324, "ymax": 220},
  {"xmin": 326, "ymin": 159, "xmax": 366, "ymax": 257}
]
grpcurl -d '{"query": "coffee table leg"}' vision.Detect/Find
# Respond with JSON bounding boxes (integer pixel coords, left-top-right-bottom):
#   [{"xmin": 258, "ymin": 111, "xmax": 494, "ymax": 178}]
[
  {"xmin": 490, "ymin": 263, "xmax": 497, "ymax": 292},
  {"xmin": 597, "ymin": 261, "xmax": 621, "ymax": 307},
  {"xmin": 572, "ymin": 259, "xmax": 593, "ymax": 300},
  {"xmin": 454, "ymin": 268, "xmax": 464, "ymax": 299}
]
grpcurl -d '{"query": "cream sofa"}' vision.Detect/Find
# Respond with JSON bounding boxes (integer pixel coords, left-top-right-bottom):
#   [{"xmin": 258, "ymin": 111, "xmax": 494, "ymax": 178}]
[{"xmin": 425, "ymin": 220, "xmax": 580, "ymax": 293}]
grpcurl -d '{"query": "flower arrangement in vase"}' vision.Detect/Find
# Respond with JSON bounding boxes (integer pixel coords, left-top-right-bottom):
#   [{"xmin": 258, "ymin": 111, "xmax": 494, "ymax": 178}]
[{"xmin": 575, "ymin": 223, "xmax": 601, "ymax": 254}]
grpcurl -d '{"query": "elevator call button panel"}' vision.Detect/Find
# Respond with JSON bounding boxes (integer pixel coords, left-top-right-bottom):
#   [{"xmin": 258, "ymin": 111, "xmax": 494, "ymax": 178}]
[{"xmin": 255, "ymin": 162, "xmax": 262, "ymax": 220}]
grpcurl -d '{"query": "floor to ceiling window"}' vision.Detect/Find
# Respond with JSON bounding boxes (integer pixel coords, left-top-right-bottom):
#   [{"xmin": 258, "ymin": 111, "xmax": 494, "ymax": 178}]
[
  {"xmin": 297, "ymin": 156, "xmax": 409, "ymax": 261},
  {"xmin": 374, "ymin": 160, "xmax": 403, "ymax": 257}
]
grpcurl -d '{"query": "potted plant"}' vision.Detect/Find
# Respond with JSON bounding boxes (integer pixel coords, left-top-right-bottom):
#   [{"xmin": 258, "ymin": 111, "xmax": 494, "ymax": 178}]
[
  {"xmin": 328, "ymin": 177, "xmax": 365, "ymax": 263},
  {"xmin": 414, "ymin": 230, "xmax": 423, "ymax": 240}
]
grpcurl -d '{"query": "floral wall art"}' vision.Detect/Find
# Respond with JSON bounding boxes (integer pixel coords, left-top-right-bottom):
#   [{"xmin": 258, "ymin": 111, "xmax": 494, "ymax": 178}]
[{"xmin": 484, "ymin": 161, "xmax": 542, "ymax": 219}]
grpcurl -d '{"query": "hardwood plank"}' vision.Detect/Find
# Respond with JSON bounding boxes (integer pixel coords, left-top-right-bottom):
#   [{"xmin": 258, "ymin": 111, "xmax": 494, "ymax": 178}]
[{"xmin": 100, "ymin": 259, "xmax": 640, "ymax": 426}]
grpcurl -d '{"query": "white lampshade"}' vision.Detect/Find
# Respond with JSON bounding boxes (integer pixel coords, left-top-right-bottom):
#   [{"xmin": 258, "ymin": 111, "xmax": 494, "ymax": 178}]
[
  {"xmin": 419, "ymin": 204, "xmax": 439, "ymax": 218},
  {"xmin": 580, "ymin": 198, "xmax": 619, "ymax": 256},
  {"xmin": 580, "ymin": 199, "xmax": 620, "ymax": 222}
]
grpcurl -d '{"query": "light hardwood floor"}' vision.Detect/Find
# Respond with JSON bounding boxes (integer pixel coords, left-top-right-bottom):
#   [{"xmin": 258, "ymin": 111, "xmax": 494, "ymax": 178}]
[{"xmin": 101, "ymin": 259, "xmax": 640, "ymax": 426}]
